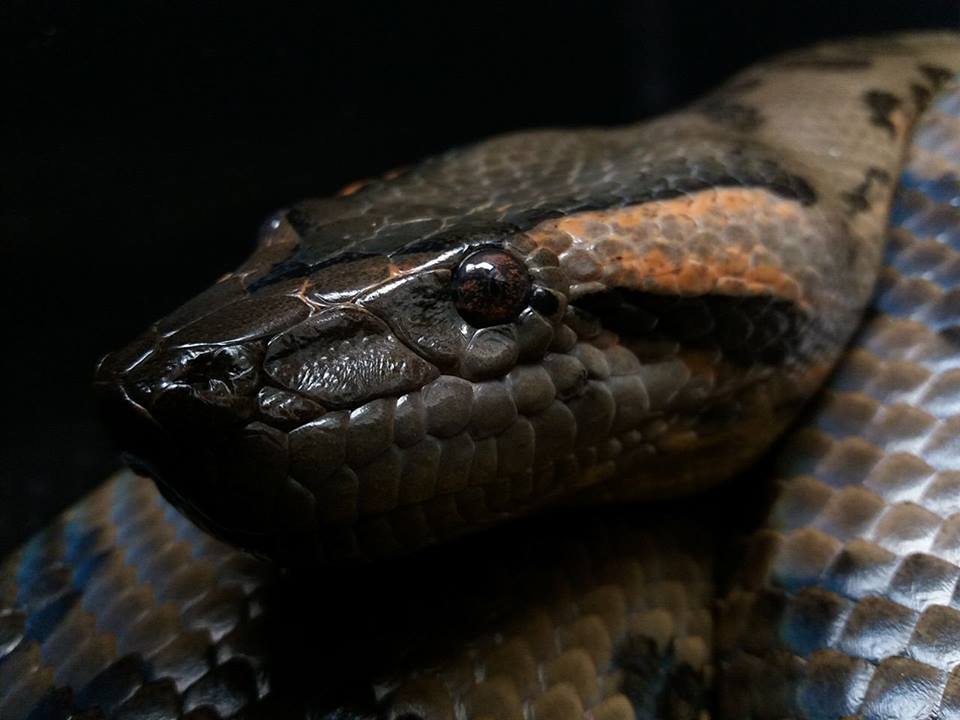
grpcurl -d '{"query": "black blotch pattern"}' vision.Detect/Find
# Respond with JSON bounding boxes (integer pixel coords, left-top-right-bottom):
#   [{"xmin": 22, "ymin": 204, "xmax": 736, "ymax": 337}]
[
  {"xmin": 912, "ymin": 83, "xmax": 933, "ymax": 113},
  {"xmin": 919, "ymin": 63, "xmax": 955, "ymax": 89},
  {"xmin": 575, "ymin": 289, "xmax": 811, "ymax": 366},
  {"xmin": 864, "ymin": 90, "xmax": 902, "ymax": 136},
  {"xmin": 911, "ymin": 64, "xmax": 954, "ymax": 113},
  {"xmin": 842, "ymin": 167, "xmax": 893, "ymax": 213}
]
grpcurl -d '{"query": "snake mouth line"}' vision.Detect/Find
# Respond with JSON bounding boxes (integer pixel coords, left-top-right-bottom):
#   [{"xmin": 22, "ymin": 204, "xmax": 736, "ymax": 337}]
[{"xmin": 97, "ymin": 374, "xmax": 288, "ymax": 549}]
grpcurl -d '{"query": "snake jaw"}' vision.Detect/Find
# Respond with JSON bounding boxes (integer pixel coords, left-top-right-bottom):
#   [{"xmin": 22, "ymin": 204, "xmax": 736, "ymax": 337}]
[{"xmin": 94, "ymin": 375, "xmax": 225, "ymax": 534}]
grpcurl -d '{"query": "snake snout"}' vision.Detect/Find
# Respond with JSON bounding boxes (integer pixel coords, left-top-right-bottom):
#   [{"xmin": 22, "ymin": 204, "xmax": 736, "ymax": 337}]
[
  {"xmin": 95, "ymin": 339, "xmax": 299, "ymax": 547},
  {"xmin": 94, "ymin": 356, "xmax": 231, "ymax": 535},
  {"xmin": 97, "ymin": 342, "xmax": 264, "ymax": 433},
  {"xmin": 93, "ymin": 297, "xmax": 461, "ymax": 562}
]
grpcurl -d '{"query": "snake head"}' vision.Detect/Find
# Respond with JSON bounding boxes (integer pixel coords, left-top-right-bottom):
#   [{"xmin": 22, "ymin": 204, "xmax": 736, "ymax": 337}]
[
  {"xmin": 95, "ymin": 211, "xmax": 578, "ymax": 562},
  {"xmin": 96, "ymin": 124, "xmax": 862, "ymax": 566}
]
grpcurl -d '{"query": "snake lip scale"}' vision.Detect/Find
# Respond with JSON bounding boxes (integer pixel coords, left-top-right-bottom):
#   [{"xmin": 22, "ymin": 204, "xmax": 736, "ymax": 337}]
[{"xmin": 4, "ymin": 31, "xmax": 960, "ymax": 720}]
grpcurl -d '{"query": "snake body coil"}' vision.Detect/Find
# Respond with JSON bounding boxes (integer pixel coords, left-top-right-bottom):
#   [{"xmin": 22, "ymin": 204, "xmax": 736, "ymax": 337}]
[{"xmin": 3, "ymin": 32, "xmax": 960, "ymax": 719}]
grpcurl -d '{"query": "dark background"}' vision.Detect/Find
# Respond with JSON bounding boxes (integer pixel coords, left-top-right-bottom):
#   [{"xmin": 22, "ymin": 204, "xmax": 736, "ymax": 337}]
[{"xmin": 2, "ymin": 1, "xmax": 958, "ymax": 555}]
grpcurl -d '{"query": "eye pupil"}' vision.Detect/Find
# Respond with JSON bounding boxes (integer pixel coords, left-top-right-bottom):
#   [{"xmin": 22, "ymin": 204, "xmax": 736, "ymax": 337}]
[{"xmin": 453, "ymin": 248, "xmax": 531, "ymax": 327}]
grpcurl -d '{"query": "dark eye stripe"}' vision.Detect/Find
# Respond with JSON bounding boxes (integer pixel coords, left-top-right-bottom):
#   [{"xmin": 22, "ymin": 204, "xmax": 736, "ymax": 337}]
[{"xmin": 574, "ymin": 288, "xmax": 816, "ymax": 366}]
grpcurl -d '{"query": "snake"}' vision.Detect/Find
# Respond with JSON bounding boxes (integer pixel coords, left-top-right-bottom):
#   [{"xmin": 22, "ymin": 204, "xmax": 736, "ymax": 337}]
[{"xmin": 3, "ymin": 31, "xmax": 960, "ymax": 720}]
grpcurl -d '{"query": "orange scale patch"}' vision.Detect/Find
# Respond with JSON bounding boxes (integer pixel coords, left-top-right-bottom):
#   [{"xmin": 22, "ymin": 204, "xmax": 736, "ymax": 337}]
[
  {"xmin": 718, "ymin": 250, "xmax": 751, "ymax": 277},
  {"xmin": 524, "ymin": 187, "xmax": 815, "ymax": 308},
  {"xmin": 592, "ymin": 237, "xmax": 632, "ymax": 260},
  {"xmin": 674, "ymin": 260, "xmax": 717, "ymax": 295},
  {"xmin": 538, "ymin": 232, "xmax": 574, "ymax": 255}
]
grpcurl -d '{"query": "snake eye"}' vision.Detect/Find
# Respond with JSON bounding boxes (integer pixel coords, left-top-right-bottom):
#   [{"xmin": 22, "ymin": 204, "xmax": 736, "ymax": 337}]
[{"xmin": 452, "ymin": 248, "xmax": 531, "ymax": 327}]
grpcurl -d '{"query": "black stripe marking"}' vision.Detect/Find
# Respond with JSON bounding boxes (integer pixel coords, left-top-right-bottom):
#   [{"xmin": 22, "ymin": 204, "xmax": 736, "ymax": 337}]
[
  {"xmin": 842, "ymin": 167, "xmax": 893, "ymax": 214},
  {"xmin": 574, "ymin": 289, "xmax": 813, "ymax": 366}
]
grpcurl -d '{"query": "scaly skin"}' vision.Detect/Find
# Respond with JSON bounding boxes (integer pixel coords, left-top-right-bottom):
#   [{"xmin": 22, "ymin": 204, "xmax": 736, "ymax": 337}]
[
  {"xmin": 96, "ymin": 33, "xmax": 960, "ymax": 566},
  {"xmin": 720, "ymin": 83, "xmax": 960, "ymax": 719},
  {"xmin": 1, "ymin": 33, "xmax": 960, "ymax": 720}
]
